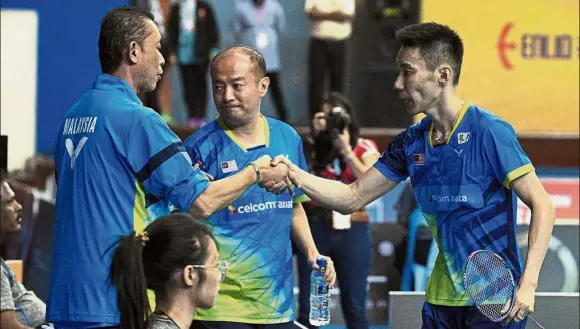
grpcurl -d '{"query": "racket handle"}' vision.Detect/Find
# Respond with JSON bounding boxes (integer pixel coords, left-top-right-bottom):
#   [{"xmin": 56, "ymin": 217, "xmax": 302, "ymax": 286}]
[{"xmin": 527, "ymin": 314, "xmax": 544, "ymax": 329}]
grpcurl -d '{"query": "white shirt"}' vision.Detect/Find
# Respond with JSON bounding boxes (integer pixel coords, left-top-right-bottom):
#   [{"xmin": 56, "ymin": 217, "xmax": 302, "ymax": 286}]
[{"xmin": 305, "ymin": 0, "xmax": 355, "ymax": 40}]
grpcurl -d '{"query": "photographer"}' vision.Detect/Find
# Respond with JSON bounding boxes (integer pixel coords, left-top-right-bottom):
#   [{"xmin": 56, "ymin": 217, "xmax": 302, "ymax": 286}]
[{"xmin": 296, "ymin": 92, "xmax": 379, "ymax": 329}]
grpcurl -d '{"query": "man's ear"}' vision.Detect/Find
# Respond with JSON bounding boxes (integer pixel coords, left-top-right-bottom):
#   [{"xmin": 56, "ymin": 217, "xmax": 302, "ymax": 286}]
[
  {"xmin": 259, "ymin": 76, "xmax": 270, "ymax": 97},
  {"xmin": 437, "ymin": 64, "xmax": 452, "ymax": 86},
  {"xmin": 128, "ymin": 41, "xmax": 141, "ymax": 65},
  {"xmin": 183, "ymin": 265, "xmax": 200, "ymax": 287}
]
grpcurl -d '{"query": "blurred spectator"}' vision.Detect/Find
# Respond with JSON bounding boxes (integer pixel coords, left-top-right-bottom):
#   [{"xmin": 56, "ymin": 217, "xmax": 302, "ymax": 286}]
[
  {"xmin": 0, "ymin": 170, "xmax": 46, "ymax": 328},
  {"xmin": 296, "ymin": 92, "xmax": 379, "ymax": 329},
  {"xmin": 231, "ymin": 0, "xmax": 288, "ymax": 122},
  {"xmin": 305, "ymin": 0, "xmax": 355, "ymax": 117},
  {"xmin": 10, "ymin": 156, "xmax": 56, "ymax": 198},
  {"xmin": 169, "ymin": 0, "xmax": 220, "ymax": 128}
]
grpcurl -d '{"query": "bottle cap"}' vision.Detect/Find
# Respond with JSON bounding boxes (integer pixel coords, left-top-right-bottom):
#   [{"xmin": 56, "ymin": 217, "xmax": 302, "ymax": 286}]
[{"xmin": 316, "ymin": 256, "xmax": 327, "ymax": 267}]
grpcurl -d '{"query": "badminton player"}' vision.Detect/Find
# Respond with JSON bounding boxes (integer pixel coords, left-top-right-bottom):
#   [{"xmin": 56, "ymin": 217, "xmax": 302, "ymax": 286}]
[{"xmin": 270, "ymin": 22, "xmax": 555, "ymax": 329}]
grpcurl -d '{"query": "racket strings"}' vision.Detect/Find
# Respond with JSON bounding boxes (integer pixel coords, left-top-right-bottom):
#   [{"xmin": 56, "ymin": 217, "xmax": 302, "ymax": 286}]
[{"xmin": 464, "ymin": 251, "xmax": 515, "ymax": 321}]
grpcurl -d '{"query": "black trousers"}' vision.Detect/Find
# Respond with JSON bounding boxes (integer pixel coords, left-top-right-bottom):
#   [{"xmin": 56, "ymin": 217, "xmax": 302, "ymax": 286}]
[
  {"xmin": 267, "ymin": 71, "xmax": 288, "ymax": 122},
  {"xmin": 180, "ymin": 62, "xmax": 209, "ymax": 119},
  {"xmin": 308, "ymin": 37, "xmax": 347, "ymax": 116}
]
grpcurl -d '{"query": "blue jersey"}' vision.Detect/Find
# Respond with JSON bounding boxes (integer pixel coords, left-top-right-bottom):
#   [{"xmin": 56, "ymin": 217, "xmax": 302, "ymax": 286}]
[
  {"xmin": 374, "ymin": 103, "xmax": 534, "ymax": 306},
  {"xmin": 48, "ymin": 74, "xmax": 210, "ymax": 327},
  {"xmin": 184, "ymin": 116, "xmax": 309, "ymax": 323}
]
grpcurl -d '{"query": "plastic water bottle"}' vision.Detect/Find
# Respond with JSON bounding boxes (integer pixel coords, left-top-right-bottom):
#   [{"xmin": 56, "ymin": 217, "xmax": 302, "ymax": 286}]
[{"xmin": 309, "ymin": 257, "xmax": 331, "ymax": 326}]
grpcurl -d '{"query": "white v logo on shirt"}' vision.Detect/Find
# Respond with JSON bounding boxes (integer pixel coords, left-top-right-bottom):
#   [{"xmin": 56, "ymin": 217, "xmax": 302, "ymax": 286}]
[{"xmin": 65, "ymin": 137, "xmax": 88, "ymax": 169}]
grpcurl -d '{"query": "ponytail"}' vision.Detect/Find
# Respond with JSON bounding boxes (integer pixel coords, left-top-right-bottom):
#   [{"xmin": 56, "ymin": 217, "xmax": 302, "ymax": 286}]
[{"xmin": 109, "ymin": 231, "xmax": 150, "ymax": 329}]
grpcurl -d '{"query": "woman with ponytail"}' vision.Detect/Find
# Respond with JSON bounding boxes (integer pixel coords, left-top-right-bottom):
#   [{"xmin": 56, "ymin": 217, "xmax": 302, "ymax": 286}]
[{"xmin": 109, "ymin": 213, "xmax": 225, "ymax": 329}]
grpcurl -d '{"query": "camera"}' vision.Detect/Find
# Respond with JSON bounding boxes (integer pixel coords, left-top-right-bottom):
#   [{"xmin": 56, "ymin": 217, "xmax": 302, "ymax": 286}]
[
  {"xmin": 312, "ymin": 106, "xmax": 351, "ymax": 168},
  {"xmin": 326, "ymin": 106, "xmax": 351, "ymax": 135}
]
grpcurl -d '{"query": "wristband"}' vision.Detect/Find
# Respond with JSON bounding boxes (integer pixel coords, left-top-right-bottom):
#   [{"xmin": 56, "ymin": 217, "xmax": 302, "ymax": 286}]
[{"xmin": 248, "ymin": 161, "xmax": 261, "ymax": 184}]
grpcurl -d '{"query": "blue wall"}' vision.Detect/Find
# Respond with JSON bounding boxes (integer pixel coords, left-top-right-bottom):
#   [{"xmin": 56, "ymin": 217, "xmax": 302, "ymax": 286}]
[{"xmin": 1, "ymin": 0, "xmax": 129, "ymax": 154}]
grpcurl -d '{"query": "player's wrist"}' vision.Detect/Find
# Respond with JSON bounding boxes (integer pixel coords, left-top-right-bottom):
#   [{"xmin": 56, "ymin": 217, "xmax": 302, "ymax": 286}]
[
  {"xmin": 519, "ymin": 275, "xmax": 539, "ymax": 289},
  {"xmin": 247, "ymin": 162, "xmax": 261, "ymax": 185},
  {"xmin": 306, "ymin": 250, "xmax": 321, "ymax": 264}
]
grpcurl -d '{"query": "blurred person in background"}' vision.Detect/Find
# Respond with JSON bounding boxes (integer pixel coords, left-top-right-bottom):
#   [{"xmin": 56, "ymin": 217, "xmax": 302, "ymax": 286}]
[
  {"xmin": 169, "ymin": 0, "xmax": 220, "ymax": 128},
  {"xmin": 304, "ymin": 0, "xmax": 355, "ymax": 117},
  {"xmin": 296, "ymin": 92, "xmax": 379, "ymax": 329},
  {"xmin": 47, "ymin": 7, "xmax": 291, "ymax": 329},
  {"xmin": 231, "ymin": 0, "xmax": 288, "ymax": 122},
  {"xmin": 0, "ymin": 170, "xmax": 46, "ymax": 329},
  {"xmin": 109, "ymin": 213, "xmax": 225, "ymax": 329}
]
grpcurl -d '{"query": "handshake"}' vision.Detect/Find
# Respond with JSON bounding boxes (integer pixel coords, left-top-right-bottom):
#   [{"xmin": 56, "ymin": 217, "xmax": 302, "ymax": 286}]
[{"xmin": 250, "ymin": 155, "xmax": 301, "ymax": 195}]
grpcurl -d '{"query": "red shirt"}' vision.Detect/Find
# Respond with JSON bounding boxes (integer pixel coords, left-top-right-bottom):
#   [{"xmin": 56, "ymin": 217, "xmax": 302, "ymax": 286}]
[{"xmin": 317, "ymin": 138, "xmax": 379, "ymax": 183}]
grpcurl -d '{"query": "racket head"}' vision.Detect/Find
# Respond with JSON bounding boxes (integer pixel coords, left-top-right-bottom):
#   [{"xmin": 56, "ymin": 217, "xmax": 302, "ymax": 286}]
[{"xmin": 463, "ymin": 250, "xmax": 516, "ymax": 322}]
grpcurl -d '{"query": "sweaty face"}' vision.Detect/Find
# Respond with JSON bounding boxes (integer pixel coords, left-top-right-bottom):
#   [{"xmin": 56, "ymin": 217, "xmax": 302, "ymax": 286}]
[
  {"xmin": 393, "ymin": 47, "xmax": 442, "ymax": 116},
  {"xmin": 1, "ymin": 182, "xmax": 23, "ymax": 233},
  {"xmin": 134, "ymin": 20, "xmax": 165, "ymax": 93},
  {"xmin": 195, "ymin": 238, "xmax": 221, "ymax": 309},
  {"xmin": 211, "ymin": 53, "xmax": 268, "ymax": 127}
]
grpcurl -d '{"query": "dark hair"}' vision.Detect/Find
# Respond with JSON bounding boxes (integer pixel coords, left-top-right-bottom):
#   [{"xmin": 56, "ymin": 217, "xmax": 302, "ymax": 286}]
[
  {"xmin": 395, "ymin": 22, "xmax": 464, "ymax": 85},
  {"xmin": 210, "ymin": 45, "xmax": 267, "ymax": 81},
  {"xmin": 98, "ymin": 6, "xmax": 155, "ymax": 74},
  {"xmin": 0, "ymin": 169, "xmax": 5, "ymax": 184},
  {"xmin": 317, "ymin": 92, "xmax": 360, "ymax": 148},
  {"xmin": 108, "ymin": 213, "xmax": 216, "ymax": 329}
]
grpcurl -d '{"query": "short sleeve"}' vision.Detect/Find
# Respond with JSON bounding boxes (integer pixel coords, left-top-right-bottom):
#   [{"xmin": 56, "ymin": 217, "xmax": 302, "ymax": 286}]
[
  {"xmin": 373, "ymin": 130, "xmax": 409, "ymax": 183},
  {"xmin": 127, "ymin": 113, "xmax": 210, "ymax": 212},
  {"xmin": 482, "ymin": 121, "xmax": 534, "ymax": 188},
  {"xmin": 1, "ymin": 263, "xmax": 15, "ymax": 311},
  {"xmin": 293, "ymin": 138, "xmax": 310, "ymax": 204}
]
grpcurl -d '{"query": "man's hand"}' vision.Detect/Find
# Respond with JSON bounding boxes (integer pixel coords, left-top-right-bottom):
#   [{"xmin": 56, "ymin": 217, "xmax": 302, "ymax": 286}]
[
  {"xmin": 252, "ymin": 155, "xmax": 293, "ymax": 195},
  {"xmin": 501, "ymin": 281, "xmax": 536, "ymax": 326},
  {"xmin": 270, "ymin": 155, "xmax": 301, "ymax": 186},
  {"xmin": 332, "ymin": 129, "xmax": 352, "ymax": 156},
  {"xmin": 262, "ymin": 155, "xmax": 301, "ymax": 195},
  {"xmin": 308, "ymin": 254, "xmax": 336, "ymax": 289}
]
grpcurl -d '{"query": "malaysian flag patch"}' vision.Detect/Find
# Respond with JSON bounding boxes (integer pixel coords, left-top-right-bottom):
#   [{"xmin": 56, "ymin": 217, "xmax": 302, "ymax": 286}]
[
  {"xmin": 221, "ymin": 160, "xmax": 239, "ymax": 173},
  {"xmin": 413, "ymin": 154, "xmax": 425, "ymax": 165}
]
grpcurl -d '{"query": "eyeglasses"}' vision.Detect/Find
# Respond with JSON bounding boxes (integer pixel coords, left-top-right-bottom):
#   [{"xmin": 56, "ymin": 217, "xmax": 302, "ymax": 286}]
[{"xmin": 191, "ymin": 260, "xmax": 228, "ymax": 281}]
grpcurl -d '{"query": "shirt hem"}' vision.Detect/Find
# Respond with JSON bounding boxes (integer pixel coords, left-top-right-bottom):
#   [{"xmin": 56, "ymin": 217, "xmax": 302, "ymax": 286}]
[
  {"xmin": 293, "ymin": 194, "xmax": 310, "ymax": 204},
  {"xmin": 195, "ymin": 315, "xmax": 293, "ymax": 324},
  {"xmin": 47, "ymin": 314, "xmax": 120, "ymax": 326},
  {"xmin": 425, "ymin": 295, "xmax": 472, "ymax": 306}
]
